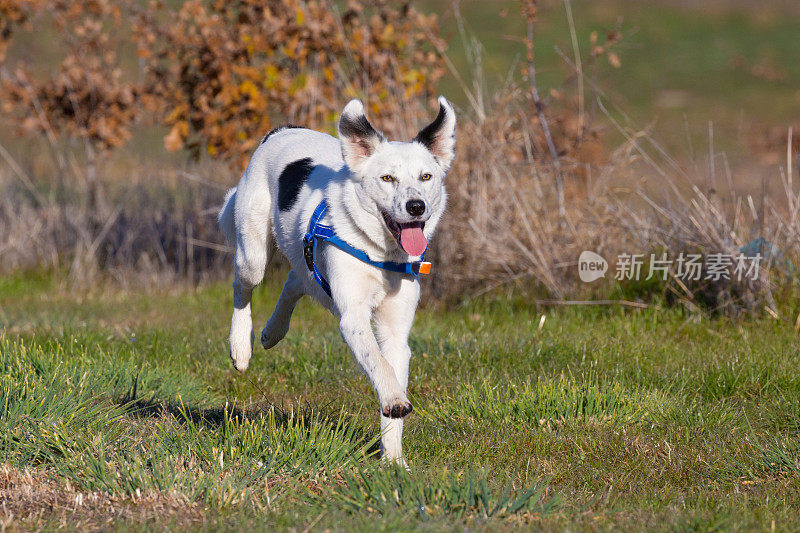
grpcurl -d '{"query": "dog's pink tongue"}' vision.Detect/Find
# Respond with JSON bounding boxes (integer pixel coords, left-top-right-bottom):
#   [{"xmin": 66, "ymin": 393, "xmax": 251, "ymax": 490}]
[{"xmin": 399, "ymin": 224, "xmax": 427, "ymax": 256}]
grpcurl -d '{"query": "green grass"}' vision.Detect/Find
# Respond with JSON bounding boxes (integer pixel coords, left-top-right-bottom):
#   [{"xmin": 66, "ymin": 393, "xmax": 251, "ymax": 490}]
[{"xmin": 1, "ymin": 271, "xmax": 799, "ymax": 530}]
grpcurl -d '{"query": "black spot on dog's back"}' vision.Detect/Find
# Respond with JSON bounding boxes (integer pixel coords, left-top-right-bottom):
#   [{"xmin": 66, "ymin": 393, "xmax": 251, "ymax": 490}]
[
  {"xmin": 278, "ymin": 158, "xmax": 315, "ymax": 211},
  {"xmin": 260, "ymin": 124, "xmax": 302, "ymax": 145}
]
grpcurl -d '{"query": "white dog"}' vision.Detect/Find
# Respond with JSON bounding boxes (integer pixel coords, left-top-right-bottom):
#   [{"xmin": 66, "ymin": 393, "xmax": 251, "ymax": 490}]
[{"xmin": 218, "ymin": 97, "xmax": 456, "ymax": 464}]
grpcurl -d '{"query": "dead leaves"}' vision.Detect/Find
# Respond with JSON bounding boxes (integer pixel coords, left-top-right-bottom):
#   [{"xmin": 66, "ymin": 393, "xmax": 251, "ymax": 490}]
[
  {"xmin": 1, "ymin": 0, "xmax": 140, "ymax": 152},
  {"xmin": 136, "ymin": 0, "xmax": 444, "ymax": 167}
]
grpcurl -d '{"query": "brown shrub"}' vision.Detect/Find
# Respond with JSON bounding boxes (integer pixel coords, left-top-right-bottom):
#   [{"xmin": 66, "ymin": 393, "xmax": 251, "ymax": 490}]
[
  {"xmin": 1, "ymin": 0, "xmax": 141, "ymax": 152},
  {"xmin": 0, "ymin": 0, "xmax": 41, "ymax": 63},
  {"xmin": 134, "ymin": 0, "xmax": 445, "ymax": 168}
]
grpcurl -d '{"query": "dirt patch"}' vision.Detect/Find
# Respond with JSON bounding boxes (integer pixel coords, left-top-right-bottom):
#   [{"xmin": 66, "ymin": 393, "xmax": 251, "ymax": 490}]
[{"xmin": 0, "ymin": 464, "xmax": 203, "ymax": 531}]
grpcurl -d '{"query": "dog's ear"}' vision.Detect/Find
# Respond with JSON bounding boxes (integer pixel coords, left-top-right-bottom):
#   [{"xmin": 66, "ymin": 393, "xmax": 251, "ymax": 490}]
[
  {"xmin": 338, "ymin": 99, "xmax": 385, "ymax": 174},
  {"xmin": 413, "ymin": 96, "xmax": 457, "ymax": 171}
]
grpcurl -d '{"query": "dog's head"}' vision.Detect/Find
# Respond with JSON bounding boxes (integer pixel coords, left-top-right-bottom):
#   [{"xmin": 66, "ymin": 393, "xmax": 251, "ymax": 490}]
[{"xmin": 337, "ymin": 96, "xmax": 456, "ymax": 256}]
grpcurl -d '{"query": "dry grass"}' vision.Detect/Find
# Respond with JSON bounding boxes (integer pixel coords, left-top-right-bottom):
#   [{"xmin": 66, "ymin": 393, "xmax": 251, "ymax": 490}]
[
  {"xmin": 0, "ymin": 170, "xmax": 231, "ymax": 287},
  {"xmin": 1, "ymin": 107, "xmax": 797, "ymax": 315},
  {"xmin": 430, "ymin": 80, "xmax": 799, "ymax": 314}
]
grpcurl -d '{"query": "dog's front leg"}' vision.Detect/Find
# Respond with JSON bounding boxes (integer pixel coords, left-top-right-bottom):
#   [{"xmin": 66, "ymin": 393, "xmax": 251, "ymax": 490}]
[
  {"xmin": 339, "ymin": 308, "xmax": 412, "ymax": 420},
  {"xmin": 374, "ymin": 281, "xmax": 419, "ymax": 465}
]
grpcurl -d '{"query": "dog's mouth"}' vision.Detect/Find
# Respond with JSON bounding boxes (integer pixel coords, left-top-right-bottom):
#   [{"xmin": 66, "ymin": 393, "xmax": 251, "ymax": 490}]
[{"xmin": 381, "ymin": 212, "xmax": 427, "ymax": 256}]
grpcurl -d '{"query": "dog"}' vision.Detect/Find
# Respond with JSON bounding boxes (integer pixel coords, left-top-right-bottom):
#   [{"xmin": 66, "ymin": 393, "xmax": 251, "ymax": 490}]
[{"xmin": 217, "ymin": 96, "xmax": 456, "ymax": 464}]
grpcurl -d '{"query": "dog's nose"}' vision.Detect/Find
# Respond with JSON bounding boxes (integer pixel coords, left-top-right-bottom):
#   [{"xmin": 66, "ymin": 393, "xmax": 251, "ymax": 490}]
[{"xmin": 405, "ymin": 199, "xmax": 426, "ymax": 217}]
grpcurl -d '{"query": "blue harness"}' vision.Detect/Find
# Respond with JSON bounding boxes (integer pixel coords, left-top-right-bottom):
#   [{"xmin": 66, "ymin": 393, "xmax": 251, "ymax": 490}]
[{"xmin": 302, "ymin": 200, "xmax": 430, "ymax": 298}]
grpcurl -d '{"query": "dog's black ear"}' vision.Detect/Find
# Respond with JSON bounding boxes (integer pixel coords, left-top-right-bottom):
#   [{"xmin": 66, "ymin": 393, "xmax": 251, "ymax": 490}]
[
  {"xmin": 338, "ymin": 99, "xmax": 385, "ymax": 174},
  {"xmin": 413, "ymin": 96, "xmax": 456, "ymax": 171}
]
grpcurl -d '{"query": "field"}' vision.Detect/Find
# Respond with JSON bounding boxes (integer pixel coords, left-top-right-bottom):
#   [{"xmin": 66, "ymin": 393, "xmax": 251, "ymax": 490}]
[
  {"xmin": 2, "ymin": 0, "xmax": 800, "ymax": 530},
  {"xmin": 2, "ymin": 273, "xmax": 799, "ymax": 530},
  {"xmin": 432, "ymin": 0, "xmax": 800, "ymax": 156}
]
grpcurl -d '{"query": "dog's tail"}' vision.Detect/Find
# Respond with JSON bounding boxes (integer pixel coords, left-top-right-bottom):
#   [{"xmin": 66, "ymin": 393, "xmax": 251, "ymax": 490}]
[{"xmin": 218, "ymin": 187, "xmax": 237, "ymax": 246}]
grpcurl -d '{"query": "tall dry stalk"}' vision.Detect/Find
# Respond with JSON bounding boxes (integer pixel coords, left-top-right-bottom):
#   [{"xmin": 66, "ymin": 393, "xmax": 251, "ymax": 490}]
[{"xmin": 522, "ymin": 0, "xmax": 565, "ymax": 218}]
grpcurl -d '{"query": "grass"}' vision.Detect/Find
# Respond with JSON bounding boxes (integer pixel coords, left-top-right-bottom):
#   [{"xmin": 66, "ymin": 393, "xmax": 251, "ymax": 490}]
[{"xmin": 1, "ymin": 271, "xmax": 799, "ymax": 530}]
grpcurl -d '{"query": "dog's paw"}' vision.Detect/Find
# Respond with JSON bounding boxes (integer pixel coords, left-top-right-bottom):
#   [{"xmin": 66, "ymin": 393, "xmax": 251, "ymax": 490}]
[
  {"xmin": 382, "ymin": 397, "xmax": 413, "ymax": 419},
  {"xmin": 381, "ymin": 455, "xmax": 411, "ymax": 472},
  {"xmin": 260, "ymin": 322, "xmax": 288, "ymax": 350},
  {"xmin": 229, "ymin": 347, "xmax": 251, "ymax": 372},
  {"xmin": 229, "ymin": 319, "xmax": 253, "ymax": 372}
]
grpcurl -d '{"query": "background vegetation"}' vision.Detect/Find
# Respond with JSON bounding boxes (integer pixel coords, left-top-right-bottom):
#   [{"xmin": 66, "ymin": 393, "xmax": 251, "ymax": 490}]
[{"xmin": 1, "ymin": 0, "xmax": 798, "ymax": 314}]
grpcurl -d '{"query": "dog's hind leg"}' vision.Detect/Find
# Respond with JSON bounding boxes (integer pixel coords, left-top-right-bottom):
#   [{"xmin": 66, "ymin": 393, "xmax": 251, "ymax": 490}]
[
  {"xmin": 261, "ymin": 269, "xmax": 304, "ymax": 350},
  {"xmin": 229, "ymin": 189, "xmax": 271, "ymax": 372},
  {"xmin": 230, "ymin": 277, "xmax": 255, "ymax": 372}
]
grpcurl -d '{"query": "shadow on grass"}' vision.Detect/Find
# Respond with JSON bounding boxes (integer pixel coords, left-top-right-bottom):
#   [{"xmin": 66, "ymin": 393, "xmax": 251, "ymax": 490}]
[{"xmin": 117, "ymin": 393, "xmax": 382, "ymax": 457}]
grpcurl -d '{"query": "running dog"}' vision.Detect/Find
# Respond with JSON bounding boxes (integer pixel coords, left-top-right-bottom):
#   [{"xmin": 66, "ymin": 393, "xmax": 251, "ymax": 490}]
[{"xmin": 218, "ymin": 97, "xmax": 456, "ymax": 464}]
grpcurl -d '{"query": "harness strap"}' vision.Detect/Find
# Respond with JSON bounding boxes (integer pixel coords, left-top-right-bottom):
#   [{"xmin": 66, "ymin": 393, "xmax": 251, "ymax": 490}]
[{"xmin": 303, "ymin": 200, "xmax": 430, "ymax": 298}]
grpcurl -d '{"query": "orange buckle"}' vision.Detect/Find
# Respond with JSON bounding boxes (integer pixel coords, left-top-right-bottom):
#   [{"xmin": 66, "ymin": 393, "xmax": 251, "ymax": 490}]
[{"xmin": 415, "ymin": 261, "xmax": 431, "ymax": 275}]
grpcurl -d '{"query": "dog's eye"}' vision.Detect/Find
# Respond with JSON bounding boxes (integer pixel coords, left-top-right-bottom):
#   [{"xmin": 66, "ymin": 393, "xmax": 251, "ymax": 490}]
[
  {"xmin": 380, "ymin": 175, "xmax": 395, "ymax": 183},
  {"xmin": 420, "ymin": 173, "xmax": 432, "ymax": 182}
]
